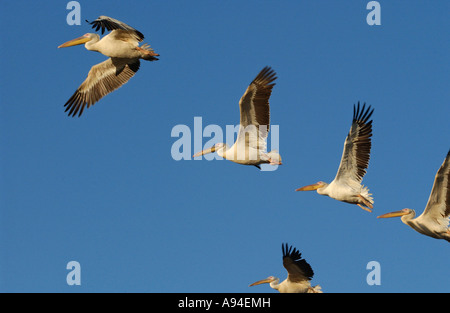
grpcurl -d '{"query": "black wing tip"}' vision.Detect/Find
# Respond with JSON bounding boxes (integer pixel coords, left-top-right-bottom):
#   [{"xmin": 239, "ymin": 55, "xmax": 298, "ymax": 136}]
[
  {"xmin": 253, "ymin": 66, "xmax": 277, "ymax": 88},
  {"xmin": 88, "ymin": 15, "xmax": 109, "ymax": 24},
  {"xmin": 261, "ymin": 65, "xmax": 273, "ymax": 73},
  {"xmin": 87, "ymin": 16, "xmax": 145, "ymax": 40},
  {"xmin": 87, "ymin": 17, "xmax": 105, "ymax": 34},
  {"xmin": 64, "ymin": 103, "xmax": 84, "ymax": 118},
  {"xmin": 282, "ymin": 243, "xmax": 301, "ymax": 259},
  {"xmin": 282, "ymin": 243, "xmax": 315, "ymax": 279},
  {"xmin": 260, "ymin": 66, "xmax": 277, "ymax": 80},
  {"xmin": 64, "ymin": 91, "xmax": 88, "ymax": 117},
  {"xmin": 443, "ymin": 149, "xmax": 450, "ymax": 163},
  {"xmin": 353, "ymin": 101, "xmax": 374, "ymax": 123}
]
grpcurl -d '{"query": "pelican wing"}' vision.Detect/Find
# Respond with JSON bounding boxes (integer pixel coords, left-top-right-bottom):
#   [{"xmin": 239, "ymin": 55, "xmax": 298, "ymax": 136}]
[
  {"xmin": 107, "ymin": 29, "xmax": 141, "ymax": 45},
  {"xmin": 334, "ymin": 102, "xmax": 374, "ymax": 185},
  {"xmin": 282, "ymin": 243, "xmax": 314, "ymax": 283},
  {"xmin": 235, "ymin": 66, "xmax": 277, "ymax": 150},
  {"xmin": 64, "ymin": 58, "xmax": 140, "ymax": 117},
  {"xmin": 418, "ymin": 150, "xmax": 450, "ymax": 228},
  {"xmin": 87, "ymin": 15, "xmax": 144, "ymax": 42}
]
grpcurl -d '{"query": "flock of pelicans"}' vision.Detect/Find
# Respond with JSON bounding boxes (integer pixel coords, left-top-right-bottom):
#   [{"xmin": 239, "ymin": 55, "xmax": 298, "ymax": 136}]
[{"xmin": 58, "ymin": 16, "xmax": 449, "ymax": 293}]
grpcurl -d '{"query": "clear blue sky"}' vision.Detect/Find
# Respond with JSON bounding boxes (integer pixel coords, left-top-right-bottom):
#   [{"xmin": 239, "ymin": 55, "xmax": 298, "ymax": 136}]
[{"xmin": 0, "ymin": 1, "xmax": 449, "ymax": 293}]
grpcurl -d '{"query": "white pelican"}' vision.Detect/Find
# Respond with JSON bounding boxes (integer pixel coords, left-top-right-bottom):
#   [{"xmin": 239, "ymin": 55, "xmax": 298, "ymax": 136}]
[
  {"xmin": 249, "ymin": 243, "xmax": 322, "ymax": 293},
  {"xmin": 58, "ymin": 16, "xmax": 159, "ymax": 117},
  {"xmin": 192, "ymin": 66, "xmax": 282, "ymax": 169},
  {"xmin": 296, "ymin": 102, "xmax": 374, "ymax": 212},
  {"xmin": 378, "ymin": 150, "xmax": 450, "ymax": 242}
]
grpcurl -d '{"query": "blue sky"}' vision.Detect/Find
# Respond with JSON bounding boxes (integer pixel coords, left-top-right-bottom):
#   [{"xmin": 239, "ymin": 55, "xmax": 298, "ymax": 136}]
[{"xmin": 0, "ymin": 1, "xmax": 449, "ymax": 293}]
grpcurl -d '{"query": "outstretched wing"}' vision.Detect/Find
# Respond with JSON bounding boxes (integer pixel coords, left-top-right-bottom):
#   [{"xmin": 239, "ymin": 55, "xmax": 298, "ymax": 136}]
[
  {"xmin": 87, "ymin": 15, "xmax": 144, "ymax": 42},
  {"xmin": 235, "ymin": 66, "xmax": 277, "ymax": 151},
  {"xmin": 282, "ymin": 243, "xmax": 314, "ymax": 283},
  {"xmin": 334, "ymin": 102, "xmax": 374, "ymax": 186},
  {"xmin": 64, "ymin": 58, "xmax": 140, "ymax": 117},
  {"xmin": 418, "ymin": 150, "xmax": 450, "ymax": 229}
]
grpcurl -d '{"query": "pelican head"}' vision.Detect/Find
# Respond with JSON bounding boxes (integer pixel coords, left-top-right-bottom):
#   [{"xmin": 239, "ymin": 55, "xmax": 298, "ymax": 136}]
[
  {"xmin": 295, "ymin": 181, "xmax": 328, "ymax": 192},
  {"xmin": 249, "ymin": 276, "xmax": 278, "ymax": 287},
  {"xmin": 377, "ymin": 208, "xmax": 415, "ymax": 220},
  {"xmin": 58, "ymin": 33, "xmax": 99, "ymax": 48},
  {"xmin": 192, "ymin": 143, "xmax": 227, "ymax": 158}
]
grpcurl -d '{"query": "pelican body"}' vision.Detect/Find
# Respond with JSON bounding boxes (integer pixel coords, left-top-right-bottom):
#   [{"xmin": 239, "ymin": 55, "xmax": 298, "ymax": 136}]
[
  {"xmin": 249, "ymin": 243, "xmax": 322, "ymax": 293},
  {"xmin": 296, "ymin": 103, "xmax": 374, "ymax": 212},
  {"xmin": 378, "ymin": 150, "xmax": 450, "ymax": 242},
  {"xmin": 192, "ymin": 67, "xmax": 282, "ymax": 169},
  {"xmin": 58, "ymin": 16, "xmax": 159, "ymax": 117}
]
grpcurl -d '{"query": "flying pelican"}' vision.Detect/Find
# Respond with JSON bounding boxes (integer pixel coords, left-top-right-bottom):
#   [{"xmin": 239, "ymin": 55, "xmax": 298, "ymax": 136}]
[
  {"xmin": 249, "ymin": 243, "xmax": 322, "ymax": 293},
  {"xmin": 58, "ymin": 16, "xmax": 159, "ymax": 117},
  {"xmin": 378, "ymin": 150, "xmax": 450, "ymax": 242},
  {"xmin": 296, "ymin": 102, "xmax": 374, "ymax": 212},
  {"xmin": 192, "ymin": 66, "xmax": 281, "ymax": 169}
]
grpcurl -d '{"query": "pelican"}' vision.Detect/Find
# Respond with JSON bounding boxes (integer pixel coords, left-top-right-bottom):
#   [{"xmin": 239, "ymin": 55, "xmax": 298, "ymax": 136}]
[
  {"xmin": 249, "ymin": 243, "xmax": 322, "ymax": 293},
  {"xmin": 378, "ymin": 150, "xmax": 450, "ymax": 242},
  {"xmin": 192, "ymin": 66, "xmax": 281, "ymax": 169},
  {"xmin": 296, "ymin": 102, "xmax": 374, "ymax": 212},
  {"xmin": 58, "ymin": 16, "xmax": 159, "ymax": 117}
]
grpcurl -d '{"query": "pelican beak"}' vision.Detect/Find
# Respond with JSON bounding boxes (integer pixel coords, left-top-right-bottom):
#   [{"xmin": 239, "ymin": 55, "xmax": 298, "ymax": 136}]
[
  {"xmin": 192, "ymin": 146, "xmax": 216, "ymax": 158},
  {"xmin": 377, "ymin": 210, "xmax": 409, "ymax": 219},
  {"xmin": 249, "ymin": 277, "xmax": 273, "ymax": 287},
  {"xmin": 295, "ymin": 182, "xmax": 323, "ymax": 191},
  {"xmin": 58, "ymin": 35, "xmax": 91, "ymax": 48}
]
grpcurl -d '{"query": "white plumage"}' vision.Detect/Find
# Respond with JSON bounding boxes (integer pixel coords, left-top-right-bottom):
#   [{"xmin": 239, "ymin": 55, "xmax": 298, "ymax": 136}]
[
  {"xmin": 378, "ymin": 150, "xmax": 450, "ymax": 242},
  {"xmin": 193, "ymin": 66, "xmax": 281, "ymax": 169},
  {"xmin": 58, "ymin": 16, "xmax": 159, "ymax": 117},
  {"xmin": 249, "ymin": 243, "xmax": 322, "ymax": 293},
  {"xmin": 296, "ymin": 102, "xmax": 374, "ymax": 212}
]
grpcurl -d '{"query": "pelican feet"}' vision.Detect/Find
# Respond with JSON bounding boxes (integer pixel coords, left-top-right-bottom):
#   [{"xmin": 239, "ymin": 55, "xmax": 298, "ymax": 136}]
[
  {"xmin": 357, "ymin": 194, "xmax": 373, "ymax": 213},
  {"xmin": 269, "ymin": 159, "xmax": 282, "ymax": 166},
  {"xmin": 136, "ymin": 45, "xmax": 160, "ymax": 57},
  {"xmin": 357, "ymin": 204, "xmax": 373, "ymax": 213},
  {"xmin": 307, "ymin": 286, "xmax": 323, "ymax": 293}
]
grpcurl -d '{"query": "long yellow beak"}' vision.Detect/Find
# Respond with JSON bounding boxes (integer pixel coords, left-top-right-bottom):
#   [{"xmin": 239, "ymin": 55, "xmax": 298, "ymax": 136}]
[
  {"xmin": 295, "ymin": 182, "xmax": 322, "ymax": 191},
  {"xmin": 192, "ymin": 146, "xmax": 216, "ymax": 158},
  {"xmin": 249, "ymin": 278, "xmax": 273, "ymax": 287},
  {"xmin": 58, "ymin": 35, "xmax": 91, "ymax": 48},
  {"xmin": 377, "ymin": 210, "xmax": 409, "ymax": 218}
]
